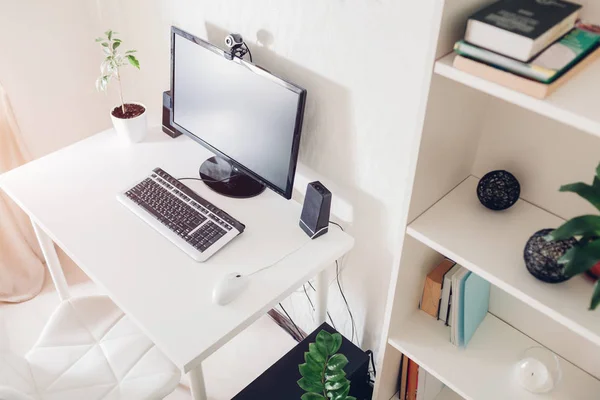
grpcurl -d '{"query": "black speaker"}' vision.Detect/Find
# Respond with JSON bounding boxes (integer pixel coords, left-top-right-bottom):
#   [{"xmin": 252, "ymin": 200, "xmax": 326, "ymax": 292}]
[
  {"xmin": 162, "ymin": 91, "xmax": 182, "ymax": 138},
  {"xmin": 299, "ymin": 181, "xmax": 331, "ymax": 239}
]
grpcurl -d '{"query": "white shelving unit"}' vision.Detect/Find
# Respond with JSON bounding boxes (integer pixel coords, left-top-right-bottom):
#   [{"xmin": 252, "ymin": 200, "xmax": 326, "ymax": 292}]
[{"xmin": 373, "ymin": 1, "xmax": 600, "ymax": 399}]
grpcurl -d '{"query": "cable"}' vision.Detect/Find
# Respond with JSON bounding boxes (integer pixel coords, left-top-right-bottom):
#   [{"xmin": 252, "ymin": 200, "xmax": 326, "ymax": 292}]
[
  {"xmin": 303, "ymin": 283, "xmax": 337, "ymax": 330},
  {"xmin": 336, "ymin": 260, "xmax": 357, "ymax": 344},
  {"xmin": 243, "ymin": 43, "xmax": 253, "ymax": 62},
  {"xmin": 366, "ymin": 350, "xmax": 377, "ymax": 378},
  {"xmin": 247, "ymin": 224, "xmax": 330, "ymax": 277},
  {"xmin": 279, "ymin": 303, "xmax": 304, "ymax": 340},
  {"xmin": 178, "ymin": 176, "xmax": 231, "ymax": 184},
  {"xmin": 329, "ymin": 220, "xmax": 344, "ymax": 232}
]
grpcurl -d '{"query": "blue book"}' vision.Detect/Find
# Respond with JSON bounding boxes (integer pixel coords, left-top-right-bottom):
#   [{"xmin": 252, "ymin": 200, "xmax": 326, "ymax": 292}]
[{"xmin": 462, "ymin": 272, "xmax": 491, "ymax": 346}]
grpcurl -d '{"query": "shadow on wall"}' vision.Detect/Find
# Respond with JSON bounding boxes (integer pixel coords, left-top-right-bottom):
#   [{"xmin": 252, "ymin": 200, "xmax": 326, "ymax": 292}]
[{"xmin": 205, "ymin": 22, "xmax": 393, "ymax": 346}]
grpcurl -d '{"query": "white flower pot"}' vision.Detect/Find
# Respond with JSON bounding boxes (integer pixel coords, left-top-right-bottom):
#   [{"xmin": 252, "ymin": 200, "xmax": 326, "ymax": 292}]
[{"xmin": 110, "ymin": 102, "xmax": 148, "ymax": 144}]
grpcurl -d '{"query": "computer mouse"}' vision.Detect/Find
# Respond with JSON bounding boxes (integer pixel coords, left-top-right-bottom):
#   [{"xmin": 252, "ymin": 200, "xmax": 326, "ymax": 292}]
[{"xmin": 212, "ymin": 273, "xmax": 249, "ymax": 305}]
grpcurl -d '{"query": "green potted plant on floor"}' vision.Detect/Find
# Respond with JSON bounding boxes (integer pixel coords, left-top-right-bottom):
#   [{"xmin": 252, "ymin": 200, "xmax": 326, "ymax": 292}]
[
  {"xmin": 297, "ymin": 330, "xmax": 356, "ymax": 400},
  {"xmin": 95, "ymin": 30, "xmax": 146, "ymax": 144},
  {"xmin": 545, "ymin": 161, "xmax": 600, "ymax": 310}
]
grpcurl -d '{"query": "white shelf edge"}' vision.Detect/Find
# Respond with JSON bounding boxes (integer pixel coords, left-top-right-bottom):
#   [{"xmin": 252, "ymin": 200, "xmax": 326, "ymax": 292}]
[{"xmin": 433, "ymin": 53, "xmax": 600, "ymax": 139}]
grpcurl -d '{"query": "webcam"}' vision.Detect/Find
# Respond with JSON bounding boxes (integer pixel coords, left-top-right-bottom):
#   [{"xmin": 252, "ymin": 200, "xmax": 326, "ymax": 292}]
[
  {"xmin": 224, "ymin": 33, "xmax": 252, "ymax": 62},
  {"xmin": 225, "ymin": 33, "xmax": 244, "ymax": 50}
]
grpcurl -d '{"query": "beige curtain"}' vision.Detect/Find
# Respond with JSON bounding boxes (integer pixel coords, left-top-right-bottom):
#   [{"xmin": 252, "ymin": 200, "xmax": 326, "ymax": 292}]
[{"xmin": 0, "ymin": 83, "xmax": 45, "ymax": 302}]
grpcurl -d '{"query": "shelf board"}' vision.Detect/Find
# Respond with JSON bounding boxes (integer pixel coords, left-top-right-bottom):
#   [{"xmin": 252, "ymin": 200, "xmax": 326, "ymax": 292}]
[
  {"xmin": 407, "ymin": 176, "xmax": 600, "ymax": 347},
  {"xmin": 434, "ymin": 53, "xmax": 600, "ymax": 138},
  {"xmin": 389, "ymin": 311, "xmax": 600, "ymax": 400}
]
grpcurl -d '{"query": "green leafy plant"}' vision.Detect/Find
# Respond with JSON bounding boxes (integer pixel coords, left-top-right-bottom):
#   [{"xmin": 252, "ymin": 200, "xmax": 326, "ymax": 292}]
[
  {"xmin": 95, "ymin": 30, "xmax": 140, "ymax": 115},
  {"xmin": 297, "ymin": 330, "xmax": 356, "ymax": 400},
  {"xmin": 545, "ymin": 161, "xmax": 600, "ymax": 310}
]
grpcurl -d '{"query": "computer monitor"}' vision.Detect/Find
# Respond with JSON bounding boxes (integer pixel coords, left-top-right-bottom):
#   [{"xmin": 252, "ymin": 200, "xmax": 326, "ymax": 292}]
[{"xmin": 170, "ymin": 27, "xmax": 307, "ymax": 199}]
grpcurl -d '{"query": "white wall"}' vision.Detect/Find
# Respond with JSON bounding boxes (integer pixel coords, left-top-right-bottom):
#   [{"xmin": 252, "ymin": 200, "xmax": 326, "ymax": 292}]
[
  {"xmin": 0, "ymin": 0, "xmax": 115, "ymax": 159},
  {"xmin": 107, "ymin": 0, "xmax": 438, "ymax": 358}
]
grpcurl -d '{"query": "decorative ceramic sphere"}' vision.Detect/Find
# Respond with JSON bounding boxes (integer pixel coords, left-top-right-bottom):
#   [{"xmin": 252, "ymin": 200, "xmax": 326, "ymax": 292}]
[
  {"xmin": 524, "ymin": 229, "xmax": 576, "ymax": 283},
  {"xmin": 477, "ymin": 170, "xmax": 521, "ymax": 211}
]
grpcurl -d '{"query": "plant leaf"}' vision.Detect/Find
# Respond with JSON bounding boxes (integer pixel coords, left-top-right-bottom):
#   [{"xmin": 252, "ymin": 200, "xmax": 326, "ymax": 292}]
[
  {"xmin": 127, "ymin": 55, "xmax": 140, "ymax": 69},
  {"xmin": 595, "ymin": 162, "xmax": 600, "ymax": 181},
  {"xmin": 101, "ymin": 42, "xmax": 109, "ymax": 47},
  {"xmin": 299, "ymin": 363, "xmax": 322, "ymax": 381},
  {"xmin": 125, "ymin": 49, "xmax": 137, "ymax": 54},
  {"xmin": 325, "ymin": 370, "xmax": 346, "ymax": 383},
  {"xmin": 329, "ymin": 381, "xmax": 350, "ymax": 400},
  {"xmin": 106, "ymin": 30, "xmax": 113, "ymax": 40},
  {"xmin": 590, "ymin": 280, "xmax": 600, "ymax": 310},
  {"xmin": 324, "ymin": 380, "xmax": 347, "ymax": 392},
  {"xmin": 95, "ymin": 37, "xmax": 103, "ymax": 42},
  {"xmin": 301, "ymin": 393, "xmax": 326, "ymax": 400},
  {"xmin": 560, "ymin": 182, "xmax": 600, "ymax": 211},
  {"xmin": 113, "ymin": 41, "xmax": 121, "ymax": 50},
  {"xmin": 561, "ymin": 239, "xmax": 600, "ymax": 277},
  {"xmin": 316, "ymin": 330, "xmax": 333, "ymax": 357},
  {"xmin": 327, "ymin": 354, "xmax": 349, "ymax": 371},
  {"xmin": 329, "ymin": 333, "xmax": 343, "ymax": 355},
  {"xmin": 545, "ymin": 216, "xmax": 600, "ymax": 241},
  {"xmin": 297, "ymin": 377, "xmax": 324, "ymax": 393},
  {"xmin": 309, "ymin": 343, "xmax": 326, "ymax": 363},
  {"xmin": 305, "ymin": 351, "xmax": 325, "ymax": 367}
]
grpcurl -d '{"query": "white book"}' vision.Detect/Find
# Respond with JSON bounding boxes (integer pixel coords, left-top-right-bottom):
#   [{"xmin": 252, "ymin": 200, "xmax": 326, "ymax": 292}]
[
  {"xmin": 416, "ymin": 366, "xmax": 426, "ymax": 400},
  {"xmin": 423, "ymin": 372, "xmax": 445, "ymax": 400},
  {"xmin": 450, "ymin": 268, "xmax": 470, "ymax": 345},
  {"xmin": 439, "ymin": 264, "xmax": 461, "ymax": 323}
]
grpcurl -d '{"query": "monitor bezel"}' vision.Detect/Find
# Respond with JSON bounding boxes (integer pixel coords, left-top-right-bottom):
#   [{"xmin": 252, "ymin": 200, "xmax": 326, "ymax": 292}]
[{"xmin": 169, "ymin": 26, "xmax": 306, "ymax": 200}]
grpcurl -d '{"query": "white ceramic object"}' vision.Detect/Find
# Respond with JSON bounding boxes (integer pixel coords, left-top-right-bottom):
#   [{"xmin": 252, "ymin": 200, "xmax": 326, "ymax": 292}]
[
  {"xmin": 110, "ymin": 102, "xmax": 147, "ymax": 144},
  {"xmin": 515, "ymin": 346, "xmax": 562, "ymax": 394}
]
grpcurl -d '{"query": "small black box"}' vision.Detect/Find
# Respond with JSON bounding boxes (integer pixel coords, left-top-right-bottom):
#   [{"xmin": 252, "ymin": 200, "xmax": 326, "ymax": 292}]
[
  {"xmin": 162, "ymin": 90, "xmax": 182, "ymax": 138},
  {"xmin": 233, "ymin": 323, "xmax": 371, "ymax": 399},
  {"xmin": 300, "ymin": 181, "xmax": 331, "ymax": 239}
]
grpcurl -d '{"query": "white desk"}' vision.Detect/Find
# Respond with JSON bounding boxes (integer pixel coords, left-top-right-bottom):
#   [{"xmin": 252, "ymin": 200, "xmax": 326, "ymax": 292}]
[{"xmin": 0, "ymin": 127, "xmax": 354, "ymax": 400}]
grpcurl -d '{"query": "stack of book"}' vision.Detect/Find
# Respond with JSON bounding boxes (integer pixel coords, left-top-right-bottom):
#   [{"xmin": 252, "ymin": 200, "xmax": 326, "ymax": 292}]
[
  {"xmin": 453, "ymin": 0, "xmax": 600, "ymax": 99},
  {"xmin": 420, "ymin": 258, "xmax": 491, "ymax": 347},
  {"xmin": 396, "ymin": 355, "xmax": 445, "ymax": 400}
]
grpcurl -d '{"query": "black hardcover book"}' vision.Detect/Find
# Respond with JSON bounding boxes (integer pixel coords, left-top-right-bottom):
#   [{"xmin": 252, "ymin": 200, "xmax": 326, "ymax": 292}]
[{"xmin": 466, "ymin": 0, "xmax": 582, "ymax": 62}]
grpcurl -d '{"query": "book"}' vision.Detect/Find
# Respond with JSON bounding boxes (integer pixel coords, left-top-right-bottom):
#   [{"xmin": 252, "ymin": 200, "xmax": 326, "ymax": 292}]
[
  {"xmin": 463, "ymin": 272, "xmax": 491, "ymax": 346},
  {"xmin": 416, "ymin": 366, "xmax": 427, "ymax": 400},
  {"xmin": 465, "ymin": 0, "xmax": 582, "ymax": 62},
  {"xmin": 421, "ymin": 372, "xmax": 445, "ymax": 400},
  {"xmin": 420, "ymin": 259, "xmax": 455, "ymax": 318},
  {"xmin": 439, "ymin": 263, "xmax": 461, "ymax": 324},
  {"xmin": 399, "ymin": 354, "xmax": 410, "ymax": 400},
  {"xmin": 453, "ymin": 46, "xmax": 600, "ymax": 99},
  {"xmin": 406, "ymin": 359, "xmax": 419, "ymax": 400},
  {"xmin": 455, "ymin": 28, "xmax": 600, "ymax": 83},
  {"xmin": 450, "ymin": 268, "xmax": 471, "ymax": 346}
]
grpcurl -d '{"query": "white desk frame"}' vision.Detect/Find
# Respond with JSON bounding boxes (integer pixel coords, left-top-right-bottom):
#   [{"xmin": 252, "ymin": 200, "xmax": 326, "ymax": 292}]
[{"xmin": 1, "ymin": 128, "xmax": 353, "ymax": 400}]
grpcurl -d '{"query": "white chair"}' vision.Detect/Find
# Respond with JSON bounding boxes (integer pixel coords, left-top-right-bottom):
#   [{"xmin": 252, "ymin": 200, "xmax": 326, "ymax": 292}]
[{"xmin": 0, "ymin": 295, "xmax": 181, "ymax": 400}]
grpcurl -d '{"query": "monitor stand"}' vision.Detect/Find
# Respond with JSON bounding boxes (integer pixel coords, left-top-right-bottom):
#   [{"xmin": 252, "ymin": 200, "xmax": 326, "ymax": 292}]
[{"xmin": 199, "ymin": 156, "xmax": 266, "ymax": 199}]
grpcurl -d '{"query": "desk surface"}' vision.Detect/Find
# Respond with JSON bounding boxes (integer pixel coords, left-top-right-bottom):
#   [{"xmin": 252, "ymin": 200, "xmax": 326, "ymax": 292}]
[{"xmin": 0, "ymin": 128, "xmax": 354, "ymax": 372}]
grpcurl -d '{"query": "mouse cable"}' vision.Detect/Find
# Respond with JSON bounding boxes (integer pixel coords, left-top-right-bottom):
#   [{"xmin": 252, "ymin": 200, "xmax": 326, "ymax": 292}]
[{"xmin": 247, "ymin": 224, "xmax": 331, "ymax": 277}]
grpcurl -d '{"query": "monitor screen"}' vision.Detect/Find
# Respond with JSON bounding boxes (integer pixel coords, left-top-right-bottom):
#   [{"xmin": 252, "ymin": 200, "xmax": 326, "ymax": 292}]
[{"xmin": 170, "ymin": 27, "xmax": 306, "ymax": 199}]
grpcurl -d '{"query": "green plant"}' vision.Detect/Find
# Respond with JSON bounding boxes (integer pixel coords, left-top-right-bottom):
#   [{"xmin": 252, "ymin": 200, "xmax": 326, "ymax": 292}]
[
  {"xmin": 545, "ymin": 162, "xmax": 600, "ymax": 310},
  {"xmin": 297, "ymin": 330, "xmax": 356, "ymax": 400},
  {"xmin": 95, "ymin": 30, "xmax": 140, "ymax": 115}
]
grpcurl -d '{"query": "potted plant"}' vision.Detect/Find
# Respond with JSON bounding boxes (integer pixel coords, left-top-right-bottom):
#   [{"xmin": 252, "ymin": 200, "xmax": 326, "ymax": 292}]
[
  {"xmin": 95, "ymin": 30, "xmax": 146, "ymax": 144},
  {"xmin": 545, "ymin": 162, "xmax": 600, "ymax": 310},
  {"xmin": 298, "ymin": 330, "xmax": 356, "ymax": 400}
]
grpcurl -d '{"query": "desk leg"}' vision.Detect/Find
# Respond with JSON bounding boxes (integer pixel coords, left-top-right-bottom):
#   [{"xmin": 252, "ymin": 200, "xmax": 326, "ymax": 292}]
[
  {"xmin": 315, "ymin": 269, "xmax": 329, "ymax": 325},
  {"xmin": 31, "ymin": 219, "xmax": 70, "ymax": 301},
  {"xmin": 188, "ymin": 364, "xmax": 208, "ymax": 400}
]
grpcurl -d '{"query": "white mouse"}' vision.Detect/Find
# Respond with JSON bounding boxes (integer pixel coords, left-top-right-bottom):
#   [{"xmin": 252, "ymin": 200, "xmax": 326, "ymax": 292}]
[{"xmin": 212, "ymin": 273, "xmax": 249, "ymax": 305}]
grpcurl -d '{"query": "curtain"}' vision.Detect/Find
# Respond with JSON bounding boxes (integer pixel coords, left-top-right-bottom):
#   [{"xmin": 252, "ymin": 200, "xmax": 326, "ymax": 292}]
[{"xmin": 0, "ymin": 83, "xmax": 45, "ymax": 302}]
